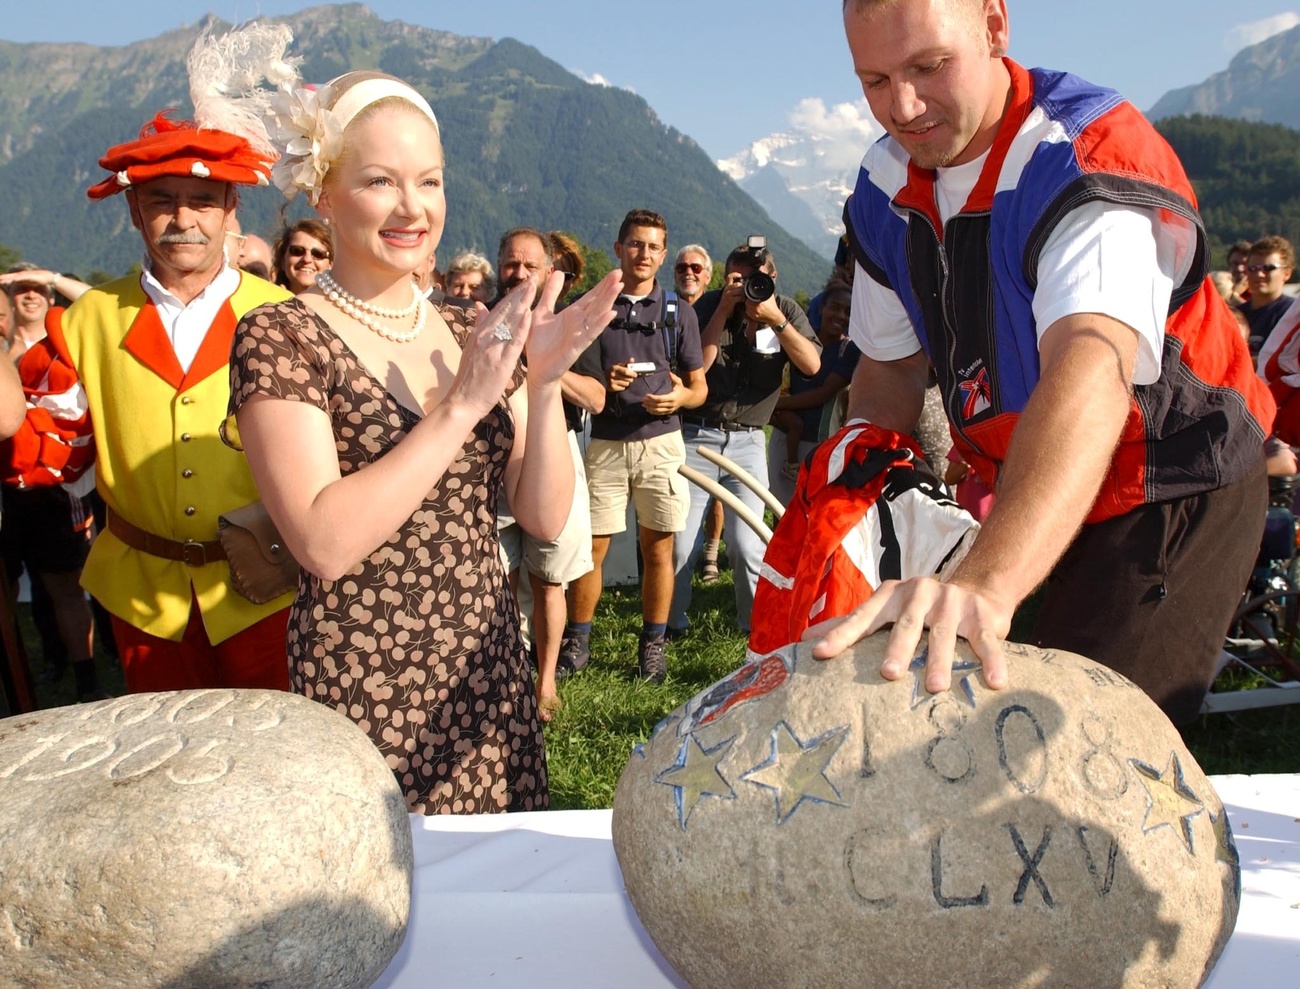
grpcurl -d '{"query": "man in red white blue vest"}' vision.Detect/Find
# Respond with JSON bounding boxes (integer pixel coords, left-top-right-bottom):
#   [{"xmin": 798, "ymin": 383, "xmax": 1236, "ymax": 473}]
[{"xmin": 813, "ymin": 0, "xmax": 1275, "ymax": 723}]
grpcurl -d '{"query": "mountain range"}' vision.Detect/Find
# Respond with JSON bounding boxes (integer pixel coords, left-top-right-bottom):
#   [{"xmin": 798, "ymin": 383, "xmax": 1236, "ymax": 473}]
[
  {"xmin": 1148, "ymin": 24, "xmax": 1300, "ymax": 127},
  {"xmin": 718, "ymin": 99, "xmax": 878, "ymax": 261},
  {"xmin": 0, "ymin": 4, "xmax": 832, "ymax": 292}
]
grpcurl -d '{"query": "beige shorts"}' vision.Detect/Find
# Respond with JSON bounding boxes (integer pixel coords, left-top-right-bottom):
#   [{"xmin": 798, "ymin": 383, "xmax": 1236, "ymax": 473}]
[
  {"xmin": 498, "ymin": 430, "xmax": 594, "ymax": 584},
  {"xmin": 585, "ymin": 431, "xmax": 689, "ymax": 535}
]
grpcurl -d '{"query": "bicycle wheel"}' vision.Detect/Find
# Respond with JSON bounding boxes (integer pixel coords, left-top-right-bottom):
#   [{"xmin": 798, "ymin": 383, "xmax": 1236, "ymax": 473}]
[{"xmin": 1227, "ymin": 588, "xmax": 1300, "ymax": 680}]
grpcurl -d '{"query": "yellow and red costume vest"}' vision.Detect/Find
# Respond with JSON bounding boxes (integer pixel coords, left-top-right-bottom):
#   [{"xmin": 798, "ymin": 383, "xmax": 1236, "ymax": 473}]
[{"xmin": 57, "ymin": 271, "xmax": 291, "ymax": 643}]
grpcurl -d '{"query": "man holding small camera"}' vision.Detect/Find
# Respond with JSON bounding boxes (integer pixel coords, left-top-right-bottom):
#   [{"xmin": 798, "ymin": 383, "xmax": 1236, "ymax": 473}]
[
  {"xmin": 669, "ymin": 238, "xmax": 820, "ymax": 637},
  {"xmin": 563, "ymin": 209, "xmax": 707, "ymax": 682}
]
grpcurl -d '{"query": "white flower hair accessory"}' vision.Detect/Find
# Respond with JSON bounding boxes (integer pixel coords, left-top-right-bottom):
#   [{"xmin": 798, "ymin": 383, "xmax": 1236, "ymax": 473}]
[
  {"xmin": 265, "ymin": 74, "xmax": 440, "ymax": 204},
  {"xmin": 267, "ymin": 83, "xmax": 343, "ymax": 204}
]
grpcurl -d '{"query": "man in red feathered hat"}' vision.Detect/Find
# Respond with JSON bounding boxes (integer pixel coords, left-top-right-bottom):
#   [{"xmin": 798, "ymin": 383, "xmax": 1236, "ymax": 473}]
[{"xmin": 53, "ymin": 103, "xmax": 295, "ymax": 695}]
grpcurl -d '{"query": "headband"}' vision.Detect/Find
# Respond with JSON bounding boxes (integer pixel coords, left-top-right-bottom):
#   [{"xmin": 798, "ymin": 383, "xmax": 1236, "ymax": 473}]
[
  {"xmin": 267, "ymin": 75, "xmax": 440, "ymax": 205},
  {"xmin": 330, "ymin": 78, "xmax": 439, "ymax": 135}
]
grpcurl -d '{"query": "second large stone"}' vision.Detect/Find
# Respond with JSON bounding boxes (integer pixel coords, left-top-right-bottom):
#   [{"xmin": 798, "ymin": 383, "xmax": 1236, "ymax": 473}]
[{"xmin": 0, "ymin": 689, "xmax": 413, "ymax": 989}]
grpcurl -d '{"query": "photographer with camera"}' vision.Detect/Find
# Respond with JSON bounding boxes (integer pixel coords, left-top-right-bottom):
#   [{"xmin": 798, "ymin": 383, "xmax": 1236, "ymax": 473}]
[{"xmin": 669, "ymin": 238, "xmax": 820, "ymax": 637}]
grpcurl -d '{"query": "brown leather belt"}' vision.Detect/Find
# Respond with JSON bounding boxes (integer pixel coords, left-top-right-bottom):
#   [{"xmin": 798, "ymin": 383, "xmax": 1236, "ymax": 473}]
[{"xmin": 106, "ymin": 508, "xmax": 227, "ymax": 568}]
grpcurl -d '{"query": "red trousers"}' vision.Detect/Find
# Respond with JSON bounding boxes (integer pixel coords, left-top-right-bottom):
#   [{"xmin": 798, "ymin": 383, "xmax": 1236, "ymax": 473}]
[{"xmin": 112, "ymin": 600, "xmax": 290, "ymax": 694}]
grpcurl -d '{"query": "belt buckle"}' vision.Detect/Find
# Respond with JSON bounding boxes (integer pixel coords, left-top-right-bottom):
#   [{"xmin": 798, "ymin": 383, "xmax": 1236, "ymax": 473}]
[{"xmin": 181, "ymin": 540, "xmax": 208, "ymax": 568}]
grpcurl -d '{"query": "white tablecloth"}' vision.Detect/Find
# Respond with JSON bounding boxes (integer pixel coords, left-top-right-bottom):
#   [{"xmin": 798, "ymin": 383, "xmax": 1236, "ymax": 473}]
[{"xmin": 374, "ymin": 774, "xmax": 1299, "ymax": 988}]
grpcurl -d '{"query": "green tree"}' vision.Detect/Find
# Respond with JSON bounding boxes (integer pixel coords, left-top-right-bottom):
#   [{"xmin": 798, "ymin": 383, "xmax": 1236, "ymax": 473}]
[
  {"xmin": 0, "ymin": 243, "xmax": 22, "ymax": 271},
  {"xmin": 1156, "ymin": 114, "xmax": 1300, "ymax": 280},
  {"xmin": 573, "ymin": 238, "xmax": 614, "ymax": 298}
]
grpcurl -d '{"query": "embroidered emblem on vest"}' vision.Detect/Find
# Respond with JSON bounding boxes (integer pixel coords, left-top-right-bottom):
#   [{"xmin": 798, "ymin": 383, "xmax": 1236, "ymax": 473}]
[{"xmin": 960, "ymin": 367, "xmax": 992, "ymax": 420}]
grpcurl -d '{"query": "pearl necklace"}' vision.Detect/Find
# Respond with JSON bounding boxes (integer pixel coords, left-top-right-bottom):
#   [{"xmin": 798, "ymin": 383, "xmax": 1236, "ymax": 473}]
[{"xmin": 316, "ymin": 269, "xmax": 425, "ymax": 343}]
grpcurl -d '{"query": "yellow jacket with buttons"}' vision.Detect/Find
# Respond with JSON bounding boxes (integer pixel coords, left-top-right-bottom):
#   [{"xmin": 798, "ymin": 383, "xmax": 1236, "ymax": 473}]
[{"xmin": 59, "ymin": 272, "xmax": 292, "ymax": 643}]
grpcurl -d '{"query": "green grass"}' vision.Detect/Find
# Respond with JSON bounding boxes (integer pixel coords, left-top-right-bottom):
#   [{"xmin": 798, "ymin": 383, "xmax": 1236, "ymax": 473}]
[
  {"xmin": 8, "ymin": 577, "xmax": 1300, "ymax": 805},
  {"xmin": 543, "ymin": 575, "xmax": 749, "ymax": 810}
]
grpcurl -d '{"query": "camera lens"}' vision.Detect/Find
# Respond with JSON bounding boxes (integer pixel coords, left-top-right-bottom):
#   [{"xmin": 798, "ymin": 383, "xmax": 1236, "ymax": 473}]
[{"xmin": 742, "ymin": 270, "xmax": 775, "ymax": 304}]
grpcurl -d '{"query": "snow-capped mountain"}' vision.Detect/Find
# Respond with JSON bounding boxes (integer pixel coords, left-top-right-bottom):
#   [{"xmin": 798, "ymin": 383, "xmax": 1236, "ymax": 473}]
[{"xmin": 718, "ymin": 99, "xmax": 880, "ymax": 262}]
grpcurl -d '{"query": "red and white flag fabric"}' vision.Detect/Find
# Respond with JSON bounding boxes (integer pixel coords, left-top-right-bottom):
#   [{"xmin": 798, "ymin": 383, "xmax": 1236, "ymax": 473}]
[
  {"xmin": 1258, "ymin": 296, "xmax": 1300, "ymax": 445},
  {"xmin": 0, "ymin": 307, "xmax": 95, "ymax": 493},
  {"xmin": 747, "ymin": 421, "xmax": 978, "ymax": 657}
]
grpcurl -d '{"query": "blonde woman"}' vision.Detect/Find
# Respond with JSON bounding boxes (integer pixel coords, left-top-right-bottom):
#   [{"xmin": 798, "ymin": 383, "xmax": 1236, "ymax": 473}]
[{"xmin": 229, "ymin": 68, "xmax": 621, "ymax": 813}]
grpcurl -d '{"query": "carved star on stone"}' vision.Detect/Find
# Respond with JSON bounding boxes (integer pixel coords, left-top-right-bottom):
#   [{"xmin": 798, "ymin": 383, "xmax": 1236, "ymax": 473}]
[
  {"xmin": 909, "ymin": 650, "xmax": 981, "ymax": 710},
  {"xmin": 655, "ymin": 734, "xmax": 736, "ymax": 830},
  {"xmin": 741, "ymin": 721, "xmax": 849, "ymax": 825},
  {"xmin": 1209, "ymin": 808, "xmax": 1242, "ymax": 898},
  {"xmin": 1129, "ymin": 753, "xmax": 1205, "ymax": 855}
]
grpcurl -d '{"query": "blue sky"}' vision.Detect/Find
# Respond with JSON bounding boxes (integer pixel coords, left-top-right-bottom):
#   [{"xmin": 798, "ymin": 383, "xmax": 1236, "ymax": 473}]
[{"xmin": 3, "ymin": 1, "xmax": 1298, "ymax": 160}]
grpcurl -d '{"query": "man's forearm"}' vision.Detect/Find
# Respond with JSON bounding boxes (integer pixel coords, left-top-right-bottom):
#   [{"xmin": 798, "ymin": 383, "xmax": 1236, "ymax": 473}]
[
  {"xmin": 699, "ymin": 308, "xmax": 729, "ymax": 372},
  {"xmin": 559, "ymin": 370, "xmax": 605, "ymax": 414},
  {"xmin": 780, "ymin": 328, "xmax": 821, "ymax": 375}
]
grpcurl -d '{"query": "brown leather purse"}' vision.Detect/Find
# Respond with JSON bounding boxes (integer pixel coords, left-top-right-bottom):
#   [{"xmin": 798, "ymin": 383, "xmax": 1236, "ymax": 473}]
[{"xmin": 217, "ymin": 502, "xmax": 300, "ymax": 604}]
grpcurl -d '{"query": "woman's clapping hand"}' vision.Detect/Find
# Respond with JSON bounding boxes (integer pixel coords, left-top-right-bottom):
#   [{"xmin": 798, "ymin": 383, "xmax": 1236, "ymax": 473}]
[{"xmin": 524, "ymin": 269, "xmax": 623, "ymax": 386}]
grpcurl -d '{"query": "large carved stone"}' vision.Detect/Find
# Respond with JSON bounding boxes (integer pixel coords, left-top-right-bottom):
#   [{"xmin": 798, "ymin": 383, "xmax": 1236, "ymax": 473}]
[
  {"xmin": 0, "ymin": 689, "xmax": 412, "ymax": 988},
  {"xmin": 613, "ymin": 636, "xmax": 1239, "ymax": 989}
]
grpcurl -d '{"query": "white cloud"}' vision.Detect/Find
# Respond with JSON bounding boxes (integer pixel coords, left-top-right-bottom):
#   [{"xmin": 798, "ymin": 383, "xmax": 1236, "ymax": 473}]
[
  {"xmin": 1225, "ymin": 13, "xmax": 1300, "ymax": 53},
  {"xmin": 783, "ymin": 97, "xmax": 881, "ymax": 171},
  {"xmin": 572, "ymin": 70, "xmax": 635, "ymax": 94}
]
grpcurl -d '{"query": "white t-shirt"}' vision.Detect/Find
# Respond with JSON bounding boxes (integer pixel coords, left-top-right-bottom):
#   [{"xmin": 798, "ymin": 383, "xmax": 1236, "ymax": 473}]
[{"xmin": 849, "ymin": 150, "xmax": 1197, "ymax": 386}]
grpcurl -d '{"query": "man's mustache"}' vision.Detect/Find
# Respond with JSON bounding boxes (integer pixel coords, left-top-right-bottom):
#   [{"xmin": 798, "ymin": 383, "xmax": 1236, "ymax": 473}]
[{"xmin": 158, "ymin": 232, "xmax": 210, "ymax": 245}]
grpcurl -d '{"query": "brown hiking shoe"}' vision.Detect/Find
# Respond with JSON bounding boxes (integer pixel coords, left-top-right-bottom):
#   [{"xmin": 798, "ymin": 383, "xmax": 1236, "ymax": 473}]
[{"xmin": 637, "ymin": 632, "xmax": 667, "ymax": 684}]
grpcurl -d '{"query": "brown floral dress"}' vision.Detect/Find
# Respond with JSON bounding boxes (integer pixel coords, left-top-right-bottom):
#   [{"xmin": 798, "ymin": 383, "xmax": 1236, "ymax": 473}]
[{"xmin": 228, "ymin": 298, "xmax": 547, "ymax": 814}]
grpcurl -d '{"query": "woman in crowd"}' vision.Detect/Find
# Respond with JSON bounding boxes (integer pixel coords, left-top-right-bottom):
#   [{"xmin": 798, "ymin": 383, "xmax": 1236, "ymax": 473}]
[
  {"xmin": 229, "ymin": 69, "xmax": 621, "ymax": 814},
  {"xmin": 546, "ymin": 231, "xmax": 585, "ymax": 305},
  {"xmin": 271, "ymin": 218, "xmax": 333, "ymax": 295},
  {"xmin": 444, "ymin": 251, "xmax": 495, "ymax": 304}
]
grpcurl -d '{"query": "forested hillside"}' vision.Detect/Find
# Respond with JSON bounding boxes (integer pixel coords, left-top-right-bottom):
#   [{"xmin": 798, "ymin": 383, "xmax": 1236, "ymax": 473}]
[{"xmin": 1156, "ymin": 114, "xmax": 1300, "ymax": 266}]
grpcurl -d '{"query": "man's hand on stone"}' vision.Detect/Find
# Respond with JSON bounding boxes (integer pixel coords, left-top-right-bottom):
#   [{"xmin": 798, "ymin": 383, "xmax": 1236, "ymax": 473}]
[{"xmin": 804, "ymin": 576, "xmax": 1012, "ymax": 694}]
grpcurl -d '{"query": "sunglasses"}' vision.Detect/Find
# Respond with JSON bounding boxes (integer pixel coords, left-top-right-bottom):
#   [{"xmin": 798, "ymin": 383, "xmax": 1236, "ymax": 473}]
[
  {"xmin": 675, "ymin": 262, "xmax": 705, "ymax": 275},
  {"xmin": 287, "ymin": 245, "xmax": 330, "ymax": 261},
  {"xmin": 1247, "ymin": 263, "xmax": 1287, "ymax": 274}
]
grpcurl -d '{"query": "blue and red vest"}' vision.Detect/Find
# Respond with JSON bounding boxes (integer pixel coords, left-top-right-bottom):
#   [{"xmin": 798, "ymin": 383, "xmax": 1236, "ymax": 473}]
[{"xmin": 844, "ymin": 59, "xmax": 1273, "ymax": 523}]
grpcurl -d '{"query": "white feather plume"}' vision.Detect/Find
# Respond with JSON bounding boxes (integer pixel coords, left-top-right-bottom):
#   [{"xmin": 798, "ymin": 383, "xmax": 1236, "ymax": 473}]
[{"xmin": 187, "ymin": 22, "xmax": 301, "ymax": 162}]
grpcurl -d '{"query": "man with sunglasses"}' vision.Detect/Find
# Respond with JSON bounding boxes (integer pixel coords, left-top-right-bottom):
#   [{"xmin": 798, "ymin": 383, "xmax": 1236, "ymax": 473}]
[
  {"xmin": 673, "ymin": 246, "xmax": 712, "ymax": 305},
  {"xmin": 1238, "ymin": 236, "xmax": 1296, "ymax": 353}
]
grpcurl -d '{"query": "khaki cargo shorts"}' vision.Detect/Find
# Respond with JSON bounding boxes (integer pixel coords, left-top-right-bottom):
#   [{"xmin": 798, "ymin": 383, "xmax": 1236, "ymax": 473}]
[{"xmin": 584, "ymin": 430, "xmax": 689, "ymax": 535}]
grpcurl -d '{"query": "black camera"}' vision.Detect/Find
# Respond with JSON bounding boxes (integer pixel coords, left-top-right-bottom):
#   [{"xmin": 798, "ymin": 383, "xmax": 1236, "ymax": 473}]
[{"xmin": 739, "ymin": 235, "xmax": 775, "ymax": 303}]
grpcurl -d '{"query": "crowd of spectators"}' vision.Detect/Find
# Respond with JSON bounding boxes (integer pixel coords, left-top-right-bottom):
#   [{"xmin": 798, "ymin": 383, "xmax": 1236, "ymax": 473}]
[{"xmin": 4, "ymin": 224, "xmax": 1297, "ymax": 703}]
